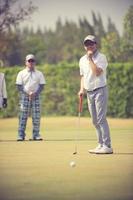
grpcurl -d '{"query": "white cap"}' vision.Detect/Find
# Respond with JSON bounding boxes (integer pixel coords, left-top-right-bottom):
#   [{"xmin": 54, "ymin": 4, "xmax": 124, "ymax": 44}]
[
  {"xmin": 84, "ymin": 35, "xmax": 96, "ymax": 43},
  {"xmin": 26, "ymin": 54, "xmax": 35, "ymax": 61}
]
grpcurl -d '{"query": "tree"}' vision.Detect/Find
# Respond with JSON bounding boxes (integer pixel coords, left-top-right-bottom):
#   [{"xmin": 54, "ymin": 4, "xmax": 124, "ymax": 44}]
[
  {"xmin": 107, "ymin": 17, "xmax": 119, "ymax": 35},
  {"xmin": 121, "ymin": 5, "xmax": 133, "ymax": 62},
  {"xmin": 91, "ymin": 11, "xmax": 106, "ymax": 46},
  {"xmin": 101, "ymin": 17, "xmax": 121, "ymax": 62},
  {"xmin": 101, "ymin": 6, "xmax": 133, "ymax": 62},
  {"xmin": 101, "ymin": 32, "xmax": 121, "ymax": 62},
  {"xmin": 79, "ymin": 16, "xmax": 94, "ymax": 37},
  {"xmin": 0, "ymin": 0, "xmax": 37, "ymax": 33},
  {"xmin": 123, "ymin": 5, "xmax": 133, "ymax": 40},
  {"xmin": 0, "ymin": 0, "xmax": 37, "ymax": 66}
]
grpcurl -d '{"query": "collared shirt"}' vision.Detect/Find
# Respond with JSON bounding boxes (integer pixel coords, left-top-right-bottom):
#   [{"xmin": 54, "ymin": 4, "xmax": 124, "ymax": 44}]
[
  {"xmin": 79, "ymin": 51, "xmax": 108, "ymax": 91},
  {"xmin": 16, "ymin": 68, "xmax": 46, "ymax": 94},
  {"xmin": 0, "ymin": 73, "xmax": 7, "ymax": 108}
]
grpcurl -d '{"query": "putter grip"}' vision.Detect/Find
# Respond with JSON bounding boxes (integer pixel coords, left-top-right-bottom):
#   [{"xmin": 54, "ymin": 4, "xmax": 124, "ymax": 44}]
[{"xmin": 79, "ymin": 95, "xmax": 83, "ymax": 113}]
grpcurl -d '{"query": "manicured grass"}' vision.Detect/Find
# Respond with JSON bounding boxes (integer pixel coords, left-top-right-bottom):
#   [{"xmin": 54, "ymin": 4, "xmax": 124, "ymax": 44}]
[{"xmin": 0, "ymin": 117, "xmax": 133, "ymax": 200}]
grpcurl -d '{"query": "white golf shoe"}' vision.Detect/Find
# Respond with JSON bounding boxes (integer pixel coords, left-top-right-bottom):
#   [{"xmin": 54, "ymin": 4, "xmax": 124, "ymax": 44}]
[
  {"xmin": 33, "ymin": 136, "xmax": 43, "ymax": 141},
  {"xmin": 96, "ymin": 145, "xmax": 113, "ymax": 154},
  {"xmin": 89, "ymin": 144, "xmax": 103, "ymax": 154}
]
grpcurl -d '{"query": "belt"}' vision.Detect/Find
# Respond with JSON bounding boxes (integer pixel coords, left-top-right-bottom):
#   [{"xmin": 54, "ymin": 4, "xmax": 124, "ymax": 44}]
[{"xmin": 87, "ymin": 85, "xmax": 106, "ymax": 92}]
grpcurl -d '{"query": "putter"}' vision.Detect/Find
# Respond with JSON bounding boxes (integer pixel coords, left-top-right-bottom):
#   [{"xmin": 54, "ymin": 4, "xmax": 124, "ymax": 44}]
[{"xmin": 73, "ymin": 94, "xmax": 83, "ymax": 155}]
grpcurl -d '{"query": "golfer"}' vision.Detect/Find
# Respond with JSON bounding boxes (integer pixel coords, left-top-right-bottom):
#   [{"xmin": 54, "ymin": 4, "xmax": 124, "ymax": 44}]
[
  {"xmin": 16, "ymin": 54, "xmax": 46, "ymax": 141},
  {"xmin": 0, "ymin": 73, "xmax": 7, "ymax": 109},
  {"xmin": 78, "ymin": 35, "xmax": 113, "ymax": 154}
]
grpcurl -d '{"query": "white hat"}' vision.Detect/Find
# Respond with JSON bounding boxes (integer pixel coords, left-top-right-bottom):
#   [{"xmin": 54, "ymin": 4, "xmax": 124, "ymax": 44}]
[
  {"xmin": 26, "ymin": 54, "xmax": 35, "ymax": 61},
  {"xmin": 84, "ymin": 35, "xmax": 96, "ymax": 43}
]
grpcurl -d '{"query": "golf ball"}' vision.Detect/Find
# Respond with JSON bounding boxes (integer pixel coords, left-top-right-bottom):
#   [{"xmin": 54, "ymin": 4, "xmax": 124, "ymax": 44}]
[{"xmin": 70, "ymin": 161, "xmax": 76, "ymax": 167}]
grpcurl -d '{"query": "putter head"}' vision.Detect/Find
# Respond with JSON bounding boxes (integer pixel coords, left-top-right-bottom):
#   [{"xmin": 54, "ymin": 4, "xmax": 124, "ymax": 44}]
[{"xmin": 73, "ymin": 151, "xmax": 77, "ymax": 155}]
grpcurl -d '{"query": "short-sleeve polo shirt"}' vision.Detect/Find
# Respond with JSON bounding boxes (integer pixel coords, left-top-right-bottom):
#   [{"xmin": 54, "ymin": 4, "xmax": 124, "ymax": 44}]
[
  {"xmin": 79, "ymin": 52, "xmax": 108, "ymax": 91},
  {"xmin": 16, "ymin": 68, "xmax": 46, "ymax": 94}
]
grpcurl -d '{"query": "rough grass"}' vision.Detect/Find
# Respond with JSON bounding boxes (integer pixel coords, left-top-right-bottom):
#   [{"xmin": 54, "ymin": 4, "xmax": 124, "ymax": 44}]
[{"xmin": 0, "ymin": 117, "xmax": 133, "ymax": 200}]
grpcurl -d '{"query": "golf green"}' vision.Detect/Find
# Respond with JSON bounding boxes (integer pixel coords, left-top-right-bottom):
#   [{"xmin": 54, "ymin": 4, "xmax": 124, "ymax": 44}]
[{"xmin": 0, "ymin": 117, "xmax": 133, "ymax": 200}]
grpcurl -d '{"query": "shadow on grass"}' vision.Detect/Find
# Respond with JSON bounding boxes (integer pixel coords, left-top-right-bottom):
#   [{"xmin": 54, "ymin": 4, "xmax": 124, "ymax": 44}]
[
  {"xmin": 114, "ymin": 152, "xmax": 133, "ymax": 155},
  {"xmin": 0, "ymin": 138, "xmax": 95, "ymax": 142}
]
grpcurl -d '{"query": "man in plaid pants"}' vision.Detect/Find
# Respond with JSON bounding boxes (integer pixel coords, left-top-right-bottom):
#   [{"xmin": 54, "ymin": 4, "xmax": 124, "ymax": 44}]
[{"xmin": 16, "ymin": 54, "xmax": 46, "ymax": 141}]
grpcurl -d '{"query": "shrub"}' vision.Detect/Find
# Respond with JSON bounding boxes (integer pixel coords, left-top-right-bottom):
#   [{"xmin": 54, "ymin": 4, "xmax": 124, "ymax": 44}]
[{"xmin": 0, "ymin": 62, "xmax": 133, "ymax": 118}]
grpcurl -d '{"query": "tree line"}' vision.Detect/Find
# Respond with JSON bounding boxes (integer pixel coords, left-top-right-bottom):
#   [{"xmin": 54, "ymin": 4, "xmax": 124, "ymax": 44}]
[{"xmin": 0, "ymin": 0, "xmax": 133, "ymax": 67}]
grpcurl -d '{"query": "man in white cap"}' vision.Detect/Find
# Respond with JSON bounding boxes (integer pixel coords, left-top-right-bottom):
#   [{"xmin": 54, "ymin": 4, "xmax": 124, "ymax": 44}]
[
  {"xmin": 0, "ymin": 73, "xmax": 7, "ymax": 109},
  {"xmin": 16, "ymin": 54, "xmax": 46, "ymax": 141},
  {"xmin": 78, "ymin": 35, "xmax": 113, "ymax": 154}
]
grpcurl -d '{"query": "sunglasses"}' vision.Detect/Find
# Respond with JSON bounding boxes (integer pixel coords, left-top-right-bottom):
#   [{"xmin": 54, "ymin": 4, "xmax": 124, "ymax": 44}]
[
  {"xmin": 27, "ymin": 59, "xmax": 35, "ymax": 63},
  {"xmin": 84, "ymin": 40, "xmax": 96, "ymax": 47}
]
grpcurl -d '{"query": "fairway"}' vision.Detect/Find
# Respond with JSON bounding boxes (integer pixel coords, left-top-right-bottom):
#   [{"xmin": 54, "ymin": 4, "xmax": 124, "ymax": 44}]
[{"xmin": 0, "ymin": 117, "xmax": 133, "ymax": 200}]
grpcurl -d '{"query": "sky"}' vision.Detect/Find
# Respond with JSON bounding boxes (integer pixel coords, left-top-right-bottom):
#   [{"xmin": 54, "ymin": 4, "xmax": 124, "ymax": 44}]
[{"xmin": 21, "ymin": 0, "xmax": 133, "ymax": 35}]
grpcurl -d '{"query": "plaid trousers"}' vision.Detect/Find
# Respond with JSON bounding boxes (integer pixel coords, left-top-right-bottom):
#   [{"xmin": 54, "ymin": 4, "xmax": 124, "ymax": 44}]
[{"xmin": 18, "ymin": 93, "xmax": 40, "ymax": 138}]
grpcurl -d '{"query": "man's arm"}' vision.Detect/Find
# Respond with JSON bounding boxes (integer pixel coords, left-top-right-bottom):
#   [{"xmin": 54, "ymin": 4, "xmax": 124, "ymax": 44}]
[
  {"xmin": 78, "ymin": 75, "xmax": 84, "ymax": 96},
  {"xmin": 87, "ymin": 51, "xmax": 103, "ymax": 76},
  {"xmin": 35, "ymin": 84, "xmax": 44, "ymax": 96},
  {"xmin": 16, "ymin": 84, "xmax": 25, "ymax": 93},
  {"xmin": 2, "ymin": 74, "xmax": 7, "ymax": 108}
]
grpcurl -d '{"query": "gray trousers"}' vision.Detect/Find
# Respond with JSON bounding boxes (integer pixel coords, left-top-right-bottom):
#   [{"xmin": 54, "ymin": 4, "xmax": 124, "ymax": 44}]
[{"xmin": 87, "ymin": 86, "xmax": 111, "ymax": 147}]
